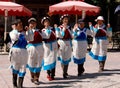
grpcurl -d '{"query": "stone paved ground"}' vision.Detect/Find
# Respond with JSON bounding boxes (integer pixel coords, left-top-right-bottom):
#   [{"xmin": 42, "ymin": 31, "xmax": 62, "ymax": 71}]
[{"xmin": 0, "ymin": 50, "xmax": 120, "ymax": 88}]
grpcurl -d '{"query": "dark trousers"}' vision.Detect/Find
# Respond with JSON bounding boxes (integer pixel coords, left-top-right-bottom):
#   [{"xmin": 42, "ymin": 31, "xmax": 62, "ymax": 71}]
[
  {"xmin": 47, "ymin": 68, "xmax": 55, "ymax": 78},
  {"xmin": 30, "ymin": 71, "xmax": 40, "ymax": 81},
  {"xmin": 13, "ymin": 73, "xmax": 24, "ymax": 88},
  {"xmin": 18, "ymin": 77, "xmax": 24, "ymax": 88},
  {"xmin": 13, "ymin": 73, "xmax": 17, "ymax": 87},
  {"xmin": 98, "ymin": 61, "xmax": 105, "ymax": 72},
  {"xmin": 61, "ymin": 64, "xmax": 69, "ymax": 76},
  {"xmin": 78, "ymin": 63, "xmax": 85, "ymax": 75}
]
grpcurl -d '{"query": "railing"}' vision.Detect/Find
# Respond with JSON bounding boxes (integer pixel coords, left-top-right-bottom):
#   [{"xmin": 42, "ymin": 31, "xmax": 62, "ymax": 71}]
[{"xmin": 111, "ymin": 32, "xmax": 120, "ymax": 49}]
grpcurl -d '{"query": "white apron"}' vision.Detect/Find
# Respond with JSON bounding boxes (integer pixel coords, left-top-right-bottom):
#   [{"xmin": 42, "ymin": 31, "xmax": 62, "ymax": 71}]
[
  {"xmin": 55, "ymin": 25, "xmax": 72, "ymax": 65},
  {"xmin": 42, "ymin": 41, "xmax": 57, "ymax": 70},
  {"xmin": 26, "ymin": 29, "xmax": 44, "ymax": 73},
  {"xmin": 9, "ymin": 29, "xmax": 28, "ymax": 77},
  {"xmin": 89, "ymin": 25, "xmax": 108, "ymax": 61},
  {"xmin": 72, "ymin": 28, "xmax": 89, "ymax": 64},
  {"xmin": 57, "ymin": 39, "xmax": 72, "ymax": 65},
  {"xmin": 89, "ymin": 38, "xmax": 108, "ymax": 61},
  {"xmin": 42, "ymin": 27, "xmax": 57, "ymax": 70},
  {"xmin": 27, "ymin": 44, "xmax": 44, "ymax": 73},
  {"xmin": 9, "ymin": 48, "xmax": 28, "ymax": 77}
]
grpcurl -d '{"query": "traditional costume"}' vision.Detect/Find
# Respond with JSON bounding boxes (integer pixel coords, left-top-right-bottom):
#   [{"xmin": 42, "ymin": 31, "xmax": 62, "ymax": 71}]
[
  {"xmin": 41, "ymin": 17, "xmax": 57, "ymax": 81},
  {"xmin": 72, "ymin": 19, "xmax": 92, "ymax": 76},
  {"xmin": 9, "ymin": 19, "xmax": 28, "ymax": 88},
  {"xmin": 26, "ymin": 18, "xmax": 44, "ymax": 85},
  {"xmin": 55, "ymin": 14, "xmax": 72, "ymax": 78},
  {"xmin": 89, "ymin": 16, "xmax": 108, "ymax": 72}
]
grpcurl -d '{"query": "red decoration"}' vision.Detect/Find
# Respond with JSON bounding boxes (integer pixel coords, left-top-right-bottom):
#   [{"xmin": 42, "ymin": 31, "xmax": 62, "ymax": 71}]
[
  {"xmin": 0, "ymin": 1, "xmax": 32, "ymax": 16},
  {"xmin": 49, "ymin": 1, "xmax": 100, "ymax": 16}
]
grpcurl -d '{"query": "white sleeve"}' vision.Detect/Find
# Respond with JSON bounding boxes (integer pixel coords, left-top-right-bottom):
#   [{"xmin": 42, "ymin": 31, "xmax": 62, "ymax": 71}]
[
  {"xmin": 9, "ymin": 31, "xmax": 19, "ymax": 44},
  {"xmin": 26, "ymin": 29, "xmax": 34, "ymax": 41},
  {"xmin": 89, "ymin": 25, "xmax": 97, "ymax": 37},
  {"xmin": 106, "ymin": 29, "xmax": 112, "ymax": 37}
]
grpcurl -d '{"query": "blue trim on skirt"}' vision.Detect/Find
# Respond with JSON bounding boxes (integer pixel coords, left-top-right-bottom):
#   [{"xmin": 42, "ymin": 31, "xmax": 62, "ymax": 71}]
[
  {"xmin": 89, "ymin": 51, "xmax": 106, "ymax": 61},
  {"xmin": 26, "ymin": 64, "xmax": 41, "ymax": 73},
  {"xmin": 73, "ymin": 57, "xmax": 85, "ymax": 64},
  {"xmin": 42, "ymin": 61, "xmax": 56, "ymax": 70},
  {"xmin": 26, "ymin": 43, "xmax": 42, "ymax": 48},
  {"xmin": 11, "ymin": 66, "xmax": 26, "ymax": 77},
  {"xmin": 19, "ymin": 72, "xmax": 26, "ymax": 77},
  {"xmin": 58, "ymin": 57, "xmax": 71, "ymax": 65}
]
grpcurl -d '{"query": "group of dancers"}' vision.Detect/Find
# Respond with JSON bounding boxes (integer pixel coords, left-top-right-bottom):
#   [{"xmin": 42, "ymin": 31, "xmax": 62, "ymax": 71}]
[{"xmin": 8, "ymin": 15, "xmax": 109, "ymax": 88}]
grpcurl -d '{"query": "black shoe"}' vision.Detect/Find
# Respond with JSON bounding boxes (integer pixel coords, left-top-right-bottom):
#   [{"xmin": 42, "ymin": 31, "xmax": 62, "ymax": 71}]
[
  {"xmin": 98, "ymin": 68, "xmax": 104, "ymax": 72},
  {"xmin": 63, "ymin": 74, "xmax": 68, "ymax": 79},
  {"xmin": 34, "ymin": 80, "xmax": 40, "ymax": 85},
  {"xmin": 31, "ymin": 78, "xmax": 34, "ymax": 83},
  {"xmin": 78, "ymin": 73, "xmax": 82, "ymax": 77},
  {"xmin": 78, "ymin": 71, "xmax": 84, "ymax": 77},
  {"xmin": 66, "ymin": 73, "xmax": 68, "ymax": 76}
]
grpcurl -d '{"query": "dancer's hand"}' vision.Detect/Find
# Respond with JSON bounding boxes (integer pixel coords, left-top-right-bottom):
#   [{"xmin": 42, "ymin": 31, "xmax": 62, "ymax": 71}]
[
  {"xmin": 73, "ymin": 23, "xmax": 78, "ymax": 31},
  {"xmin": 54, "ymin": 24, "xmax": 58, "ymax": 28},
  {"xmin": 89, "ymin": 22, "xmax": 92, "ymax": 26}
]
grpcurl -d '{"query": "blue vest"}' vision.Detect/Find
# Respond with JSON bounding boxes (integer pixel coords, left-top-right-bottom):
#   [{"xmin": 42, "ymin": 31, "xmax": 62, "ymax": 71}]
[
  {"xmin": 13, "ymin": 34, "xmax": 27, "ymax": 49},
  {"xmin": 75, "ymin": 28, "xmax": 87, "ymax": 41}
]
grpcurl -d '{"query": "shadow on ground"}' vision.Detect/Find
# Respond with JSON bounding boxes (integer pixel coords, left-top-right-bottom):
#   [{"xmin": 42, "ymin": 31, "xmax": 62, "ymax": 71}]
[
  {"xmin": 24, "ymin": 69, "xmax": 120, "ymax": 88},
  {"xmin": 24, "ymin": 85, "xmax": 71, "ymax": 88},
  {"xmin": 80, "ymin": 69, "xmax": 120, "ymax": 79}
]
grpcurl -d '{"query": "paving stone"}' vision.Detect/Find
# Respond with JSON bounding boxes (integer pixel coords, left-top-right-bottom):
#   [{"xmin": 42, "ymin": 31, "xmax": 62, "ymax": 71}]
[{"xmin": 0, "ymin": 52, "xmax": 120, "ymax": 88}]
